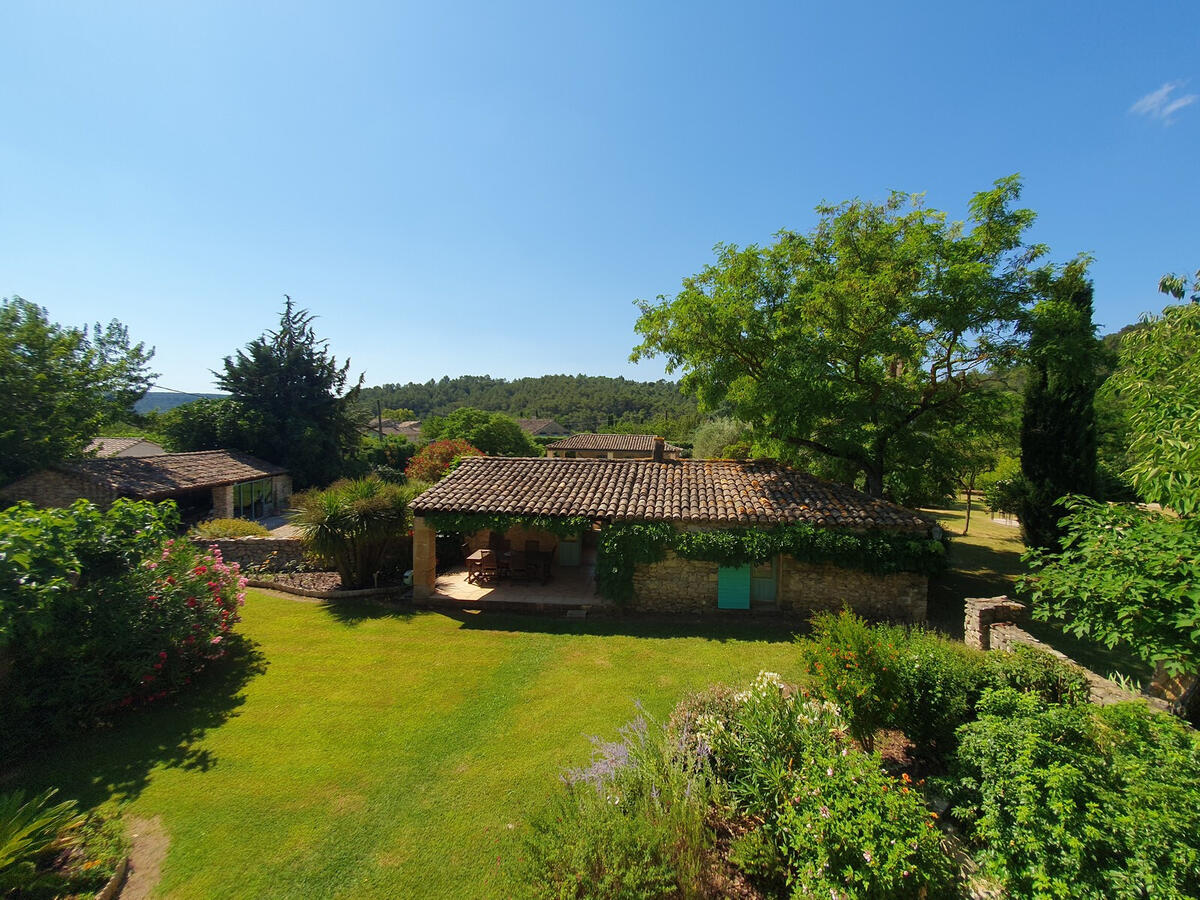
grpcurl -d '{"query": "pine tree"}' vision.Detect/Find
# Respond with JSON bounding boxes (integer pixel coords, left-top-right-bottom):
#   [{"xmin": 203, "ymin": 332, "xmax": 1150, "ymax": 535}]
[
  {"xmin": 1017, "ymin": 259, "xmax": 1102, "ymax": 549},
  {"xmin": 215, "ymin": 297, "xmax": 362, "ymax": 487}
]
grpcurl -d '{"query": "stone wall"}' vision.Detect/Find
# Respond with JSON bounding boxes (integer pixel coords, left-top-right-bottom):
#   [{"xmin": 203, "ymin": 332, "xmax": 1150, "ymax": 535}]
[
  {"xmin": 1, "ymin": 469, "xmax": 118, "ymax": 509},
  {"xmin": 629, "ymin": 552, "xmax": 928, "ymax": 620},
  {"xmin": 630, "ymin": 553, "xmax": 719, "ymax": 613},
  {"xmin": 192, "ymin": 536, "xmax": 304, "ymax": 572},
  {"xmin": 963, "ymin": 596, "xmax": 1169, "ymax": 710},
  {"xmin": 779, "ymin": 558, "xmax": 927, "ymax": 622}
]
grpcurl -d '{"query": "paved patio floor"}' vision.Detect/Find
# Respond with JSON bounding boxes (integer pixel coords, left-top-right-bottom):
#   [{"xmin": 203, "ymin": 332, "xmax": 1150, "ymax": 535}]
[{"xmin": 431, "ymin": 561, "xmax": 604, "ymax": 608}]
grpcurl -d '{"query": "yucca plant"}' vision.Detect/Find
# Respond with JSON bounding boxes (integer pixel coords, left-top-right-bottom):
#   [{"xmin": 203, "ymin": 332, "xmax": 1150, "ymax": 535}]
[
  {"xmin": 0, "ymin": 788, "xmax": 83, "ymax": 892},
  {"xmin": 289, "ymin": 477, "xmax": 412, "ymax": 589}
]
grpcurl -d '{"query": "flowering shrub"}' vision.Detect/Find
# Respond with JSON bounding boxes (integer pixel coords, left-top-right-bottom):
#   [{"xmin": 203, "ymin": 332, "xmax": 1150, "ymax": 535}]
[
  {"xmin": 0, "ymin": 500, "xmax": 246, "ymax": 758},
  {"xmin": 687, "ymin": 671, "xmax": 956, "ymax": 899},
  {"xmin": 403, "ymin": 439, "xmax": 483, "ymax": 483},
  {"xmin": 798, "ymin": 610, "xmax": 904, "ymax": 751}
]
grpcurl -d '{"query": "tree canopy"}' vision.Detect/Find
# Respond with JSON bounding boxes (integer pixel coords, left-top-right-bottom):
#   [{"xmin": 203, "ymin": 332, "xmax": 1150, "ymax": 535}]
[
  {"xmin": 632, "ymin": 176, "xmax": 1047, "ymax": 499},
  {"xmin": 421, "ymin": 407, "xmax": 540, "ymax": 456},
  {"xmin": 0, "ymin": 297, "xmax": 155, "ymax": 484},
  {"xmin": 165, "ymin": 298, "xmax": 362, "ymax": 488}
]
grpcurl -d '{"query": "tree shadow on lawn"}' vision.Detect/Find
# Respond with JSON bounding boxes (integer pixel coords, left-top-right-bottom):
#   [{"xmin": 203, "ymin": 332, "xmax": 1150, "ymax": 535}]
[
  {"xmin": 435, "ymin": 608, "xmax": 808, "ymax": 643},
  {"xmin": 317, "ymin": 598, "xmax": 418, "ymax": 627},
  {"xmin": 2, "ymin": 635, "xmax": 268, "ymax": 810}
]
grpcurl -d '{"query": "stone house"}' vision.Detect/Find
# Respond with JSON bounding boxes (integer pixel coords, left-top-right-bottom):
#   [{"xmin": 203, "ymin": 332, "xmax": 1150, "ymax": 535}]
[
  {"xmin": 410, "ymin": 456, "xmax": 935, "ymax": 620},
  {"xmin": 545, "ymin": 434, "xmax": 683, "ymax": 460},
  {"xmin": 1, "ymin": 450, "xmax": 292, "ymax": 523}
]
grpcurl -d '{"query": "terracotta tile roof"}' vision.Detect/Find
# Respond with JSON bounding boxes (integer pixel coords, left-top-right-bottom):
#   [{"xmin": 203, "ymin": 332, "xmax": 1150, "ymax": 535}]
[
  {"xmin": 84, "ymin": 437, "xmax": 165, "ymax": 457},
  {"xmin": 545, "ymin": 433, "xmax": 683, "ymax": 453},
  {"xmin": 516, "ymin": 418, "xmax": 568, "ymax": 436},
  {"xmin": 412, "ymin": 457, "xmax": 929, "ymax": 530},
  {"xmin": 363, "ymin": 418, "xmax": 423, "ymax": 440},
  {"xmin": 59, "ymin": 450, "xmax": 286, "ymax": 498}
]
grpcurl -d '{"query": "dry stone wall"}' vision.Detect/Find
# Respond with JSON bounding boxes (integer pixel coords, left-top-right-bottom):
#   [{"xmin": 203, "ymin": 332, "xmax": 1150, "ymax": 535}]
[
  {"xmin": 191, "ymin": 537, "xmax": 304, "ymax": 572},
  {"xmin": 0, "ymin": 470, "xmax": 118, "ymax": 509},
  {"xmin": 964, "ymin": 596, "xmax": 1169, "ymax": 710}
]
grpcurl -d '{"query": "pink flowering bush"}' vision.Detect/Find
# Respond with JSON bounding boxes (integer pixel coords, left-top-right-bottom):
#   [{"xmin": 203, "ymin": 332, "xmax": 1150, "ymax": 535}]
[{"xmin": 0, "ymin": 499, "xmax": 247, "ymax": 759}]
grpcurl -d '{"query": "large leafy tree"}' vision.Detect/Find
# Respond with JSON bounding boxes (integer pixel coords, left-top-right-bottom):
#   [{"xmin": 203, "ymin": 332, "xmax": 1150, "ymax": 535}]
[
  {"xmin": 421, "ymin": 407, "xmax": 540, "ymax": 456},
  {"xmin": 632, "ymin": 176, "xmax": 1046, "ymax": 499},
  {"xmin": 1016, "ymin": 259, "xmax": 1104, "ymax": 549},
  {"xmin": 0, "ymin": 297, "xmax": 155, "ymax": 484},
  {"xmin": 214, "ymin": 298, "xmax": 362, "ymax": 488}
]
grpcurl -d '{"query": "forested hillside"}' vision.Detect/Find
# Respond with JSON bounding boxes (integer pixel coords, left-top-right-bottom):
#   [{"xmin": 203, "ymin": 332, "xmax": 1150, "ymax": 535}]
[{"xmin": 358, "ymin": 374, "xmax": 699, "ymax": 434}]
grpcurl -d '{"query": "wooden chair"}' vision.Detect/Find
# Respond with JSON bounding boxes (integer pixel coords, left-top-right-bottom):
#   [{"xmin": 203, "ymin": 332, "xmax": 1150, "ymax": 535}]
[
  {"xmin": 524, "ymin": 539, "xmax": 540, "ymax": 555},
  {"xmin": 476, "ymin": 551, "xmax": 499, "ymax": 584}
]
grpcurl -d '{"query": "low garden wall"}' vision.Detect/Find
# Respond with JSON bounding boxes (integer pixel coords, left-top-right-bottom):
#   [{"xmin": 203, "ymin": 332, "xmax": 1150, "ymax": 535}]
[
  {"xmin": 630, "ymin": 552, "xmax": 928, "ymax": 621},
  {"xmin": 190, "ymin": 536, "xmax": 304, "ymax": 572},
  {"xmin": 964, "ymin": 596, "xmax": 1170, "ymax": 709}
]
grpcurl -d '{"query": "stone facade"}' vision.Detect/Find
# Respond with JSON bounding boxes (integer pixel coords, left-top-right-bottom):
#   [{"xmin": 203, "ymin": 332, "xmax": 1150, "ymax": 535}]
[
  {"xmin": 1, "ymin": 469, "xmax": 119, "ymax": 509},
  {"xmin": 412, "ymin": 516, "xmax": 437, "ymax": 600},
  {"xmin": 629, "ymin": 551, "xmax": 928, "ymax": 621},
  {"xmin": 191, "ymin": 536, "xmax": 304, "ymax": 572},
  {"xmin": 963, "ymin": 596, "xmax": 1030, "ymax": 651}
]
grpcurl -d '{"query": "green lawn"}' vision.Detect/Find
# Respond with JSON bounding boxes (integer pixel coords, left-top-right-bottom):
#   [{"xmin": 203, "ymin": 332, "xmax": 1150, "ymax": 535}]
[
  {"xmin": 10, "ymin": 592, "xmax": 804, "ymax": 899},
  {"xmin": 924, "ymin": 496, "xmax": 1150, "ymax": 681}
]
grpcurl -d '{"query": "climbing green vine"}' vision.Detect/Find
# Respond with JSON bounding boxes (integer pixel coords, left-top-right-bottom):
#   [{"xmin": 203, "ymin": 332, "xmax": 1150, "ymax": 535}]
[{"xmin": 426, "ymin": 511, "xmax": 947, "ymax": 605}]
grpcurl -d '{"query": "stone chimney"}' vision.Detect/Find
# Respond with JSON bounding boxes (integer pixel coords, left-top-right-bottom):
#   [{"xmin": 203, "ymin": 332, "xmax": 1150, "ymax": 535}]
[{"xmin": 652, "ymin": 436, "xmax": 665, "ymax": 463}]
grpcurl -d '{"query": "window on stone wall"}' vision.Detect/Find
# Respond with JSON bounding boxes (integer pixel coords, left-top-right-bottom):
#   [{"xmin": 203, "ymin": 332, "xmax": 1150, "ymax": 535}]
[{"xmin": 232, "ymin": 477, "xmax": 275, "ymax": 520}]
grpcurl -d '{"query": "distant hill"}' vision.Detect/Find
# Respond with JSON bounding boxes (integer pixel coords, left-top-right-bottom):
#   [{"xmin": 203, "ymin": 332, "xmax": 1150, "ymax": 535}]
[
  {"xmin": 358, "ymin": 374, "xmax": 699, "ymax": 435},
  {"xmin": 135, "ymin": 391, "xmax": 226, "ymax": 414}
]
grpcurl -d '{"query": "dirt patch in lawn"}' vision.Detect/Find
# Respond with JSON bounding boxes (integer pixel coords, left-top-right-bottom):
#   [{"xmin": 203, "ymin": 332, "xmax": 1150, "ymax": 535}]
[{"xmin": 120, "ymin": 815, "xmax": 168, "ymax": 900}]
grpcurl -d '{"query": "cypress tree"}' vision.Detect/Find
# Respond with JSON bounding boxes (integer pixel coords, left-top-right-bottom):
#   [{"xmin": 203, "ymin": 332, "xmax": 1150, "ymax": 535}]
[{"xmin": 1017, "ymin": 259, "xmax": 1102, "ymax": 549}]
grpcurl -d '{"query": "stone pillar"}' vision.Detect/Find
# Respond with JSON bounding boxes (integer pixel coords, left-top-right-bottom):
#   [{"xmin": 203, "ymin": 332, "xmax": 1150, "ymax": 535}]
[
  {"xmin": 212, "ymin": 484, "xmax": 234, "ymax": 519},
  {"xmin": 412, "ymin": 515, "xmax": 438, "ymax": 601},
  {"xmin": 273, "ymin": 474, "xmax": 293, "ymax": 512},
  {"xmin": 963, "ymin": 596, "xmax": 1029, "ymax": 651}
]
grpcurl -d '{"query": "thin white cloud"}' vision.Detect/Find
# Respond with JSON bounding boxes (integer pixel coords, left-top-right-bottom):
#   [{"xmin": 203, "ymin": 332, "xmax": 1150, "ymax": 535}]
[{"xmin": 1130, "ymin": 81, "xmax": 1198, "ymax": 124}]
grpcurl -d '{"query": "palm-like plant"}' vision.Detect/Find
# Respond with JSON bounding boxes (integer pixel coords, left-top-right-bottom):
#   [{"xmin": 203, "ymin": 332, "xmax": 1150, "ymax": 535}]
[
  {"xmin": 0, "ymin": 788, "xmax": 83, "ymax": 892},
  {"xmin": 289, "ymin": 477, "xmax": 412, "ymax": 589}
]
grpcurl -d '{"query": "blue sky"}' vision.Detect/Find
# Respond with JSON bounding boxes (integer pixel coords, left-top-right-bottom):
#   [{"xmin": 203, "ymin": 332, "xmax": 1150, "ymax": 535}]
[{"xmin": 2, "ymin": 2, "xmax": 1197, "ymax": 393}]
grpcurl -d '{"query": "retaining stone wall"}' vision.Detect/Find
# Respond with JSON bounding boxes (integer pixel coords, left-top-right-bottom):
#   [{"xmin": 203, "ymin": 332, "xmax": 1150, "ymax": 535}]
[
  {"xmin": 964, "ymin": 596, "xmax": 1169, "ymax": 710},
  {"xmin": 192, "ymin": 537, "xmax": 304, "ymax": 572},
  {"xmin": 1, "ymin": 469, "xmax": 118, "ymax": 509}
]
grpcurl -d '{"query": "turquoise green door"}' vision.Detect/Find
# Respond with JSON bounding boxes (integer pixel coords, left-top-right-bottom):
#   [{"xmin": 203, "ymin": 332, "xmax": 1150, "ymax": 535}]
[
  {"xmin": 750, "ymin": 558, "xmax": 778, "ymax": 608},
  {"xmin": 717, "ymin": 565, "xmax": 751, "ymax": 609}
]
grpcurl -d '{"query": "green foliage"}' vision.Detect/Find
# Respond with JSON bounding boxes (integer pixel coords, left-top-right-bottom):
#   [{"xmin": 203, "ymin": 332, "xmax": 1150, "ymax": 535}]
[
  {"xmin": 802, "ymin": 613, "xmax": 1087, "ymax": 756},
  {"xmin": 158, "ymin": 396, "xmax": 248, "ymax": 453},
  {"xmin": 289, "ymin": 477, "xmax": 412, "ymax": 589},
  {"xmin": 424, "ymin": 512, "xmax": 592, "ymax": 540},
  {"xmin": 1159, "ymin": 268, "xmax": 1200, "ymax": 304},
  {"xmin": 212, "ymin": 298, "xmax": 363, "ymax": 488},
  {"xmin": 359, "ymin": 374, "xmax": 698, "ymax": 437},
  {"xmin": 798, "ymin": 611, "xmax": 904, "ymax": 752},
  {"xmin": 689, "ymin": 672, "xmax": 956, "ymax": 899},
  {"xmin": 1023, "ymin": 498, "xmax": 1200, "ymax": 677},
  {"xmin": 594, "ymin": 523, "xmax": 675, "ymax": 605},
  {"xmin": 404, "ymin": 439, "xmax": 484, "ymax": 482},
  {"xmin": 0, "ymin": 500, "xmax": 246, "ymax": 759},
  {"xmin": 191, "ymin": 518, "xmax": 271, "ymax": 539},
  {"xmin": 517, "ymin": 712, "xmax": 716, "ymax": 899},
  {"xmin": 1017, "ymin": 258, "xmax": 1103, "ymax": 549},
  {"xmin": 1103, "ymin": 301, "xmax": 1200, "ymax": 516},
  {"xmin": 948, "ymin": 690, "xmax": 1200, "ymax": 899},
  {"xmin": 984, "ymin": 642, "xmax": 1090, "ymax": 706},
  {"xmin": 633, "ymin": 176, "xmax": 1047, "ymax": 499},
  {"xmin": 358, "ymin": 434, "xmax": 417, "ymax": 483},
  {"xmin": 0, "ymin": 789, "xmax": 82, "ymax": 893},
  {"xmin": 689, "ymin": 417, "xmax": 749, "ymax": 459},
  {"xmin": 421, "ymin": 407, "xmax": 540, "ymax": 456},
  {"xmin": 0, "ymin": 296, "xmax": 156, "ymax": 484},
  {"xmin": 891, "ymin": 631, "xmax": 991, "ymax": 754}
]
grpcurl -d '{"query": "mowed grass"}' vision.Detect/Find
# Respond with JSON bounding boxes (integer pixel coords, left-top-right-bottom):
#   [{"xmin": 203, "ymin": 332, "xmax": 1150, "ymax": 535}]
[{"xmin": 10, "ymin": 591, "xmax": 804, "ymax": 899}]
